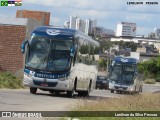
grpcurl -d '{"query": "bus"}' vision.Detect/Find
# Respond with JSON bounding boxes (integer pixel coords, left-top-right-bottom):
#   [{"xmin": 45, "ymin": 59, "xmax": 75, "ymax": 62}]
[
  {"xmin": 108, "ymin": 56, "xmax": 143, "ymax": 94},
  {"xmin": 21, "ymin": 26, "xmax": 100, "ymax": 97}
]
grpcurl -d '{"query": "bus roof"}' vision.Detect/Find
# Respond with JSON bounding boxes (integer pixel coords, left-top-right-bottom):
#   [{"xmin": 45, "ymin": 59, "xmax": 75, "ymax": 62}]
[
  {"xmin": 113, "ymin": 56, "xmax": 138, "ymax": 64},
  {"xmin": 31, "ymin": 26, "xmax": 99, "ymax": 46}
]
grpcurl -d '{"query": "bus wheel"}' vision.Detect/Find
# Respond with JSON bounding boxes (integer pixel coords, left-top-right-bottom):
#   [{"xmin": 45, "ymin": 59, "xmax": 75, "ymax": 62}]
[
  {"xmin": 111, "ymin": 90, "xmax": 114, "ymax": 93},
  {"xmin": 49, "ymin": 91, "xmax": 55, "ymax": 94},
  {"xmin": 84, "ymin": 90, "xmax": 89, "ymax": 97},
  {"xmin": 139, "ymin": 86, "xmax": 143, "ymax": 92},
  {"xmin": 30, "ymin": 87, "xmax": 37, "ymax": 94},
  {"xmin": 67, "ymin": 89, "xmax": 74, "ymax": 98},
  {"xmin": 78, "ymin": 92, "xmax": 84, "ymax": 96},
  {"xmin": 55, "ymin": 91, "xmax": 60, "ymax": 95},
  {"xmin": 84, "ymin": 82, "xmax": 91, "ymax": 96}
]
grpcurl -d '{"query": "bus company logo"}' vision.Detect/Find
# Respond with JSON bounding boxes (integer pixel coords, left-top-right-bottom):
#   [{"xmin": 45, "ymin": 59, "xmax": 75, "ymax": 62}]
[
  {"xmin": 30, "ymin": 71, "xmax": 35, "ymax": 76},
  {"xmin": 121, "ymin": 58, "xmax": 128, "ymax": 62},
  {"xmin": 46, "ymin": 29, "xmax": 60, "ymax": 36}
]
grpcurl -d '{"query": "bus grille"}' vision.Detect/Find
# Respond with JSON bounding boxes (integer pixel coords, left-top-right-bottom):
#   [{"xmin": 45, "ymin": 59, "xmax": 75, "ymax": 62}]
[
  {"xmin": 114, "ymin": 85, "xmax": 128, "ymax": 90},
  {"xmin": 33, "ymin": 80, "xmax": 58, "ymax": 87}
]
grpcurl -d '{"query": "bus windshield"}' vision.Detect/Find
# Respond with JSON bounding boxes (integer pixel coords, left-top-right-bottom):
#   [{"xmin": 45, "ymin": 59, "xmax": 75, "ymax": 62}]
[
  {"xmin": 26, "ymin": 36, "xmax": 73, "ymax": 72},
  {"xmin": 110, "ymin": 63, "xmax": 135, "ymax": 84}
]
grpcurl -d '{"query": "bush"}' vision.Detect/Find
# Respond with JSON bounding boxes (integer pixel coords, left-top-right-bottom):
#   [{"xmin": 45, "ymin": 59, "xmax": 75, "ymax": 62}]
[
  {"xmin": 155, "ymin": 76, "xmax": 160, "ymax": 82},
  {"xmin": 0, "ymin": 72, "xmax": 24, "ymax": 89},
  {"xmin": 144, "ymin": 79, "xmax": 156, "ymax": 84},
  {"xmin": 98, "ymin": 58, "xmax": 107, "ymax": 71}
]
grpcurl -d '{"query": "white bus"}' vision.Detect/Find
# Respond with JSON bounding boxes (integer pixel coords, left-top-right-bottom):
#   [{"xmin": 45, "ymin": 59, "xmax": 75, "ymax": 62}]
[{"xmin": 21, "ymin": 26, "xmax": 100, "ymax": 97}]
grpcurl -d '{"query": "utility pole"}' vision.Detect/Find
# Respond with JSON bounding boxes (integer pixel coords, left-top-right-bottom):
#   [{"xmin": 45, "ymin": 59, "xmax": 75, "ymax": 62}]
[{"xmin": 106, "ymin": 54, "xmax": 109, "ymax": 76}]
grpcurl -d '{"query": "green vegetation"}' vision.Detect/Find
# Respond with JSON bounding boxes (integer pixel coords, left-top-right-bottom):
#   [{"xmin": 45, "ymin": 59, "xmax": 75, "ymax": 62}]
[
  {"xmin": 67, "ymin": 93, "xmax": 160, "ymax": 120},
  {"xmin": 99, "ymin": 39, "xmax": 113, "ymax": 51},
  {"xmin": 112, "ymin": 41, "xmax": 139, "ymax": 52},
  {"xmin": 138, "ymin": 56, "xmax": 160, "ymax": 82},
  {"xmin": 0, "ymin": 72, "xmax": 24, "ymax": 89},
  {"xmin": 79, "ymin": 45, "xmax": 100, "ymax": 55},
  {"xmin": 144, "ymin": 79, "xmax": 156, "ymax": 84},
  {"xmin": 98, "ymin": 58, "xmax": 107, "ymax": 71},
  {"xmin": 98, "ymin": 39, "xmax": 139, "ymax": 53}
]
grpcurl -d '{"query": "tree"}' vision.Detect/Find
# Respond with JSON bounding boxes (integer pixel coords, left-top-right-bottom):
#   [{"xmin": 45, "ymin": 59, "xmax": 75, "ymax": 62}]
[
  {"xmin": 94, "ymin": 47, "xmax": 100, "ymax": 54},
  {"xmin": 79, "ymin": 45, "xmax": 89, "ymax": 54},
  {"xmin": 98, "ymin": 58, "xmax": 107, "ymax": 71},
  {"xmin": 99, "ymin": 39, "xmax": 113, "ymax": 52},
  {"xmin": 137, "ymin": 56, "xmax": 160, "ymax": 80}
]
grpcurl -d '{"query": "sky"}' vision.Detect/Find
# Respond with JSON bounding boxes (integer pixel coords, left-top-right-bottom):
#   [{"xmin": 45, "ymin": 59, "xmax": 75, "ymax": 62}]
[{"xmin": 0, "ymin": 0, "xmax": 160, "ymax": 35}]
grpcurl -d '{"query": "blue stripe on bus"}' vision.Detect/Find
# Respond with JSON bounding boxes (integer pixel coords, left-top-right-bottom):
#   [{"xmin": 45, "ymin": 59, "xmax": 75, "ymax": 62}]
[
  {"xmin": 24, "ymin": 68, "xmax": 70, "ymax": 79},
  {"xmin": 24, "ymin": 69, "xmax": 30, "ymax": 74}
]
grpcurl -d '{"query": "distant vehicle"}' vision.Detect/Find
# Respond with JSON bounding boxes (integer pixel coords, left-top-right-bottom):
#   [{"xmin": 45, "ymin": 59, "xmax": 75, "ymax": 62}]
[
  {"xmin": 108, "ymin": 56, "xmax": 143, "ymax": 94},
  {"xmin": 96, "ymin": 76, "xmax": 109, "ymax": 90},
  {"xmin": 21, "ymin": 26, "xmax": 99, "ymax": 97}
]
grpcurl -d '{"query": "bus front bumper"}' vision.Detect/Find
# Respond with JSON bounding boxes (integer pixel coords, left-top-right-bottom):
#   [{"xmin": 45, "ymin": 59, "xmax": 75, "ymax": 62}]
[
  {"xmin": 109, "ymin": 83, "xmax": 134, "ymax": 92},
  {"xmin": 23, "ymin": 74, "xmax": 74, "ymax": 91}
]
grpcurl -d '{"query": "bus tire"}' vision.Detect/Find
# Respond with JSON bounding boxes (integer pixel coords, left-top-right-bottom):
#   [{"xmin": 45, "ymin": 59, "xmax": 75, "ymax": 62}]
[
  {"xmin": 139, "ymin": 86, "xmax": 143, "ymax": 92},
  {"xmin": 78, "ymin": 92, "xmax": 84, "ymax": 96},
  {"xmin": 55, "ymin": 91, "xmax": 60, "ymax": 95},
  {"xmin": 30, "ymin": 87, "xmax": 37, "ymax": 94},
  {"xmin": 85, "ymin": 81, "xmax": 92, "ymax": 96},
  {"xmin": 49, "ymin": 91, "xmax": 55, "ymax": 94},
  {"xmin": 111, "ymin": 90, "xmax": 114, "ymax": 93},
  {"xmin": 67, "ymin": 89, "xmax": 74, "ymax": 98}
]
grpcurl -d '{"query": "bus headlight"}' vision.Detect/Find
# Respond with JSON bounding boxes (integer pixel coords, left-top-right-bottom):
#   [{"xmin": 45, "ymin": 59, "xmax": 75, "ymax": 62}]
[
  {"xmin": 59, "ymin": 77, "xmax": 69, "ymax": 81},
  {"xmin": 109, "ymin": 80, "xmax": 115, "ymax": 84},
  {"xmin": 24, "ymin": 71, "xmax": 35, "ymax": 78},
  {"xmin": 127, "ymin": 85, "xmax": 134, "ymax": 91}
]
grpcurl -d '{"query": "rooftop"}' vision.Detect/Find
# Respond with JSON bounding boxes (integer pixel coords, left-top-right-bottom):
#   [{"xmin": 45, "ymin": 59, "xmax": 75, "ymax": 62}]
[{"xmin": 0, "ymin": 17, "xmax": 28, "ymax": 26}]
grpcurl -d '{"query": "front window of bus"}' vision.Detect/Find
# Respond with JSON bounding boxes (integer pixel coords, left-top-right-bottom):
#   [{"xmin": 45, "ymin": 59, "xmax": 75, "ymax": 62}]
[
  {"xmin": 26, "ymin": 37, "xmax": 49, "ymax": 70},
  {"xmin": 47, "ymin": 40, "xmax": 72, "ymax": 71},
  {"xmin": 110, "ymin": 63, "xmax": 135, "ymax": 84},
  {"xmin": 123, "ymin": 64, "xmax": 135, "ymax": 84},
  {"xmin": 26, "ymin": 36, "xmax": 73, "ymax": 72},
  {"xmin": 110, "ymin": 63, "xmax": 123, "ymax": 81}
]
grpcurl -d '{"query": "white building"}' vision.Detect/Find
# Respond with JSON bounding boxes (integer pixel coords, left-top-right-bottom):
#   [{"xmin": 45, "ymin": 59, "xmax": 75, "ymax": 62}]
[
  {"xmin": 75, "ymin": 18, "xmax": 85, "ymax": 32},
  {"xmin": 85, "ymin": 19, "xmax": 97, "ymax": 35},
  {"xmin": 64, "ymin": 21, "xmax": 70, "ymax": 28},
  {"xmin": 116, "ymin": 22, "xmax": 136, "ymax": 37},
  {"xmin": 69, "ymin": 16, "xmax": 97, "ymax": 34},
  {"xmin": 154, "ymin": 28, "xmax": 160, "ymax": 38},
  {"xmin": 69, "ymin": 16, "xmax": 77, "ymax": 29}
]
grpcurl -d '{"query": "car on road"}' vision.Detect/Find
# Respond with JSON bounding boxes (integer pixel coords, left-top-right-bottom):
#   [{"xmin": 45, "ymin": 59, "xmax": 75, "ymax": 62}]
[{"xmin": 96, "ymin": 76, "xmax": 109, "ymax": 90}]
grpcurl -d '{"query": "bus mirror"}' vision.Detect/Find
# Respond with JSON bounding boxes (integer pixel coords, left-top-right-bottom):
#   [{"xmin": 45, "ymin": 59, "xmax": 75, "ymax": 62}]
[
  {"xmin": 135, "ymin": 71, "xmax": 138, "ymax": 75},
  {"xmin": 21, "ymin": 40, "xmax": 28, "ymax": 54},
  {"xmin": 108, "ymin": 65, "xmax": 112, "ymax": 72},
  {"xmin": 70, "ymin": 47, "xmax": 75, "ymax": 57}
]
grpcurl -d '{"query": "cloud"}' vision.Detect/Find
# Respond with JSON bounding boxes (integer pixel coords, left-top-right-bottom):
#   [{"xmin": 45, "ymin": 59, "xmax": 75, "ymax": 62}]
[
  {"xmin": 0, "ymin": 0, "xmax": 158, "ymax": 35},
  {"xmin": 70, "ymin": 10, "xmax": 111, "ymax": 20},
  {"xmin": 24, "ymin": 0, "xmax": 125, "ymax": 11},
  {"xmin": 125, "ymin": 14, "xmax": 152, "ymax": 22}
]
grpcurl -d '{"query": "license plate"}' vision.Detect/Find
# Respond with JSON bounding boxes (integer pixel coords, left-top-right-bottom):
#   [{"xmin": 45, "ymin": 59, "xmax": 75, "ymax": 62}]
[{"xmin": 41, "ymin": 83, "xmax": 48, "ymax": 87}]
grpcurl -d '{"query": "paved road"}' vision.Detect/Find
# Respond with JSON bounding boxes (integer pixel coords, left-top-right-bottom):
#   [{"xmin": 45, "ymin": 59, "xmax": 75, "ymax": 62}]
[{"xmin": 0, "ymin": 84, "xmax": 160, "ymax": 112}]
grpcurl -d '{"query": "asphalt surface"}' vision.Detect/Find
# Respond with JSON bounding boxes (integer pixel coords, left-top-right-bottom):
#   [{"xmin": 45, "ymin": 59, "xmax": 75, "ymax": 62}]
[
  {"xmin": 0, "ymin": 84, "xmax": 160, "ymax": 112},
  {"xmin": 0, "ymin": 84, "xmax": 159, "ymax": 120}
]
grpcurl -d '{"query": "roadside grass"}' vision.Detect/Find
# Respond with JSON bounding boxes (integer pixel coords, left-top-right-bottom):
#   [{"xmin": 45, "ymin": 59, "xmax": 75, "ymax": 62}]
[
  {"xmin": 63, "ymin": 93, "xmax": 160, "ymax": 120},
  {"xmin": 144, "ymin": 79, "xmax": 156, "ymax": 84},
  {"xmin": 0, "ymin": 72, "xmax": 24, "ymax": 89}
]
